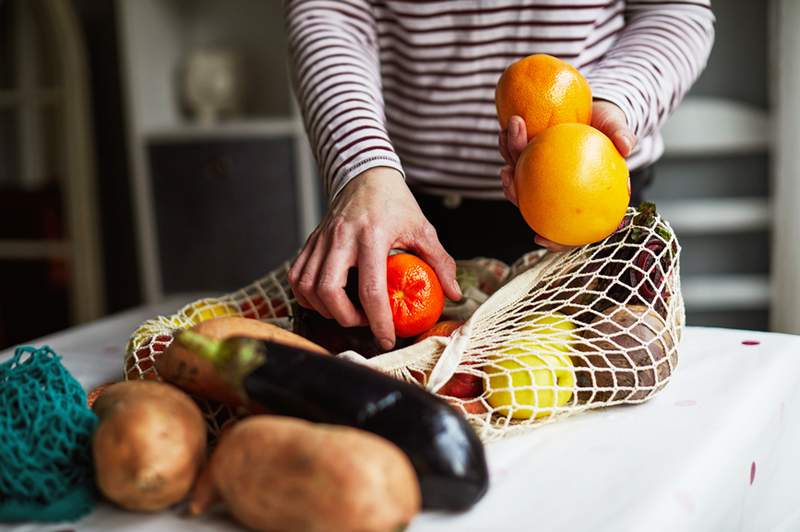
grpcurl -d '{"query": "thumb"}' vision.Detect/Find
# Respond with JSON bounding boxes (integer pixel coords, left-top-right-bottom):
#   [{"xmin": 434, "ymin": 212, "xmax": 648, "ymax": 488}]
[{"xmin": 409, "ymin": 226, "xmax": 461, "ymax": 302}]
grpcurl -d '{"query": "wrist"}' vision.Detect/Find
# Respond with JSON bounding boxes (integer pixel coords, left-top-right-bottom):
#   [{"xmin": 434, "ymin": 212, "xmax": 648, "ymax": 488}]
[{"xmin": 333, "ymin": 166, "xmax": 407, "ymax": 206}]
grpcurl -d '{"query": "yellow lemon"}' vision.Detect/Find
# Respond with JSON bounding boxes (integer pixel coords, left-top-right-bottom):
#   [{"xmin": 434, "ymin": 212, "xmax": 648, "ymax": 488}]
[
  {"xmin": 183, "ymin": 298, "xmax": 239, "ymax": 324},
  {"xmin": 487, "ymin": 312, "xmax": 577, "ymax": 419},
  {"xmin": 486, "ymin": 351, "xmax": 575, "ymax": 419},
  {"xmin": 516, "ymin": 312, "xmax": 577, "ymax": 354}
]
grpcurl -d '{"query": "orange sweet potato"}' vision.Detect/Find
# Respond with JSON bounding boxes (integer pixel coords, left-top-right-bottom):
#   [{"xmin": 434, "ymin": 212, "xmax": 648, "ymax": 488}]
[
  {"xmin": 193, "ymin": 416, "xmax": 420, "ymax": 532},
  {"xmin": 92, "ymin": 381, "xmax": 206, "ymax": 512}
]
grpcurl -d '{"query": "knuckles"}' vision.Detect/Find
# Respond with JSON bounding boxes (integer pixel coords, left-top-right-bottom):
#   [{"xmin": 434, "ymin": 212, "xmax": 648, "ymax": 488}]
[{"xmin": 360, "ymin": 281, "xmax": 384, "ymax": 302}]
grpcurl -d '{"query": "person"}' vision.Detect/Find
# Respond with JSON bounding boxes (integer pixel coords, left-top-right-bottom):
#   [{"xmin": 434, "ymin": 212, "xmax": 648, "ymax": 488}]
[{"xmin": 284, "ymin": 0, "xmax": 715, "ymax": 351}]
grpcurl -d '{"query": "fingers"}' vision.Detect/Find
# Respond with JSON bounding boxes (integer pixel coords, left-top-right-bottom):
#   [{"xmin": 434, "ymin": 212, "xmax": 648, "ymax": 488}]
[
  {"xmin": 507, "ymin": 116, "xmax": 528, "ymax": 164},
  {"xmin": 300, "ymin": 240, "xmax": 336, "ymax": 319},
  {"xmin": 408, "ymin": 223, "xmax": 461, "ymax": 302},
  {"xmin": 498, "ymin": 129, "xmax": 511, "ymax": 164},
  {"xmin": 608, "ymin": 128, "xmax": 636, "ymax": 158},
  {"xmin": 316, "ymin": 234, "xmax": 366, "ymax": 327},
  {"xmin": 591, "ymin": 100, "xmax": 636, "ymax": 158},
  {"xmin": 534, "ymin": 235, "xmax": 575, "ymax": 253},
  {"xmin": 357, "ymin": 237, "xmax": 396, "ymax": 351},
  {"xmin": 288, "ymin": 229, "xmax": 318, "ymax": 309},
  {"xmin": 500, "ymin": 165, "xmax": 518, "ymax": 206}
]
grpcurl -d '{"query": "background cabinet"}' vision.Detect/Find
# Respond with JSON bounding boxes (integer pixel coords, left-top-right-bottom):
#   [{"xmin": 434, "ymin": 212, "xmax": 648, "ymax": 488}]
[
  {"xmin": 148, "ymin": 136, "xmax": 300, "ymax": 292},
  {"xmin": 117, "ymin": 0, "xmax": 320, "ymax": 301},
  {"xmin": 0, "ymin": 0, "xmax": 103, "ymax": 348}
]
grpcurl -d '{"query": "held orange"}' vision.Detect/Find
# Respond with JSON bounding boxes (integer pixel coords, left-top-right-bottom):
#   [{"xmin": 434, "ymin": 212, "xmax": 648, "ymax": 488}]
[
  {"xmin": 387, "ymin": 253, "xmax": 445, "ymax": 338},
  {"xmin": 495, "ymin": 54, "xmax": 592, "ymax": 140},
  {"xmin": 514, "ymin": 123, "xmax": 629, "ymax": 246}
]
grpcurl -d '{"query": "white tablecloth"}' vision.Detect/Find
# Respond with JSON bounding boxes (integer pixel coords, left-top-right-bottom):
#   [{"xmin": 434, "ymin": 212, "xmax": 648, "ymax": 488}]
[{"xmin": 2, "ymin": 297, "xmax": 800, "ymax": 532}]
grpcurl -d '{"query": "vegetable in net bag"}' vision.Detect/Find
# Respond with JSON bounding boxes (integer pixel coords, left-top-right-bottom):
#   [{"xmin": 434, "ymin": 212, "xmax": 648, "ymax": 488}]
[{"xmin": 124, "ymin": 203, "xmax": 682, "ymax": 442}]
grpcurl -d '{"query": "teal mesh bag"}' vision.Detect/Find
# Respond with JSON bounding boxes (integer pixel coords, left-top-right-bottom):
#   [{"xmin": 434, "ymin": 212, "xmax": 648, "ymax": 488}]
[{"xmin": 0, "ymin": 346, "xmax": 98, "ymax": 522}]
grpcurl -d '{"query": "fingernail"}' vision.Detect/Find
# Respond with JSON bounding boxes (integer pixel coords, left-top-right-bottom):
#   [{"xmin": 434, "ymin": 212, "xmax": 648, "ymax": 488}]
[
  {"xmin": 451, "ymin": 279, "xmax": 463, "ymax": 299},
  {"xmin": 379, "ymin": 337, "xmax": 395, "ymax": 351},
  {"xmin": 510, "ymin": 119, "xmax": 520, "ymax": 138}
]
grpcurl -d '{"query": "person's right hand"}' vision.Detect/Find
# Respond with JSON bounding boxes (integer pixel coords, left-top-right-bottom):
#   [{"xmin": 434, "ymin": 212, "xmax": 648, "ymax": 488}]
[{"xmin": 288, "ymin": 167, "xmax": 462, "ymax": 352}]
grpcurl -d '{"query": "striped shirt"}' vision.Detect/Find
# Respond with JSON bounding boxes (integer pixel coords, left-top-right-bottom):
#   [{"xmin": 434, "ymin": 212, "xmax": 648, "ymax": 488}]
[{"xmin": 285, "ymin": 0, "xmax": 715, "ymax": 201}]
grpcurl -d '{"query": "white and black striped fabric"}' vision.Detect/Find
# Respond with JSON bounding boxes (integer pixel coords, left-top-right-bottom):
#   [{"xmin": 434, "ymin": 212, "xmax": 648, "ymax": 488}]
[{"xmin": 286, "ymin": 0, "xmax": 715, "ymax": 200}]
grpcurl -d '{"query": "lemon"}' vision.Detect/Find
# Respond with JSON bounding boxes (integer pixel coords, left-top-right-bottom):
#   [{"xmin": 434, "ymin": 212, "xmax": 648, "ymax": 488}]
[
  {"xmin": 516, "ymin": 312, "xmax": 577, "ymax": 354},
  {"xmin": 486, "ymin": 312, "xmax": 577, "ymax": 419},
  {"xmin": 183, "ymin": 298, "xmax": 239, "ymax": 324}
]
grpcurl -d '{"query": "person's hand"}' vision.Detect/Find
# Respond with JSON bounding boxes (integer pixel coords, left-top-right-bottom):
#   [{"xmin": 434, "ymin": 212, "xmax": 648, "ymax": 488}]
[
  {"xmin": 288, "ymin": 167, "xmax": 461, "ymax": 351},
  {"xmin": 498, "ymin": 99, "xmax": 635, "ymax": 250}
]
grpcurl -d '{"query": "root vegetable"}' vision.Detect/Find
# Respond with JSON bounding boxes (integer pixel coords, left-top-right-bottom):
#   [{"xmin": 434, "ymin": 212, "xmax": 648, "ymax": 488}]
[
  {"xmin": 203, "ymin": 416, "xmax": 421, "ymax": 532},
  {"xmin": 157, "ymin": 316, "xmax": 328, "ymax": 406},
  {"xmin": 92, "ymin": 381, "xmax": 206, "ymax": 512},
  {"xmin": 574, "ymin": 304, "xmax": 676, "ymax": 403}
]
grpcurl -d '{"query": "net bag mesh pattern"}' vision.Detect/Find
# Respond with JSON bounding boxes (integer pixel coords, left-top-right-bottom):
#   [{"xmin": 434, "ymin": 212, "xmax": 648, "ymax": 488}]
[
  {"xmin": 0, "ymin": 346, "xmax": 97, "ymax": 522},
  {"xmin": 125, "ymin": 204, "xmax": 682, "ymax": 442},
  {"xmin": 124, "ymin": 265, "xmax": 295, "ymax": 432}
]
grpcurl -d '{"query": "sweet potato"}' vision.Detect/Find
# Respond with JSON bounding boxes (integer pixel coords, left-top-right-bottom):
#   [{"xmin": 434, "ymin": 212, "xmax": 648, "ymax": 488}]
[
  {"xmin": 92, "ymin": 381, "xmax": 206, "ymax": 512},
  {"xmin": 157, "ymin": 316, "xmax": 328, "ymax": 406},
  {"xmin": 199, "ymin": 416, "xmax": 420, "ymax": 532}
]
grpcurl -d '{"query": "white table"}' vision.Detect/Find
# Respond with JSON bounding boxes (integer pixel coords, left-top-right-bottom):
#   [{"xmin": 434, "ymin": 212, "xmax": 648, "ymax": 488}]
[{"xmin": 3, "ymin": 298, "xmax": 800, "ymax": 532}]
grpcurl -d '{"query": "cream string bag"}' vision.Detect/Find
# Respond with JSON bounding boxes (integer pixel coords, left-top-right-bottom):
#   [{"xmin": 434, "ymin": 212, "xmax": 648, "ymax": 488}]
[{"xmin": 125, "ymin": 204, "xmax": 682, "ymax": 442}]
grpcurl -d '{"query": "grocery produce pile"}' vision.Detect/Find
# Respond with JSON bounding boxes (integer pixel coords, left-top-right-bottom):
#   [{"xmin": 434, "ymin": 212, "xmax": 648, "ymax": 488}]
[
  {"xmin": 1, "ymin": 50, "xmax": 687, "ymax": 530},
  {"xmin": 125, "ymin": 202, "xmax": 682, "ymax": 443}
]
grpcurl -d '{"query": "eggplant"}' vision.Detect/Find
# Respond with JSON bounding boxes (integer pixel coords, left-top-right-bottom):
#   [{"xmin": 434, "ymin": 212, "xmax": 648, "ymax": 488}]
[
  {"xmin": 175, "ymin": 330, "xmax": 489, "ymax": 511},
  {"xmin": 293, "ymin": 305, "xmax": 413, "ymax": 358},
  {"xmin": 292, "ymin": 267, "xmax": 413, "ymax": 357}
]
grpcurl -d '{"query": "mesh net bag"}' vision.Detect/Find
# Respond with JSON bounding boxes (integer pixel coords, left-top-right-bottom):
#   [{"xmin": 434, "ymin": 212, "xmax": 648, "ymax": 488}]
[
  {"xmin": 124, "ymin": 264, "xmax": 295, "ymax": 433},
  {"xmin": 350, "ymin": 204, "xmax": 683, "ymax": 441},
  {"xmin": 125, "ymin": 203, "xmax": 682, "ymax": 443},
  {"xmin": 0, "ymin": 346, "xmax": 97, "ymax": 522}
]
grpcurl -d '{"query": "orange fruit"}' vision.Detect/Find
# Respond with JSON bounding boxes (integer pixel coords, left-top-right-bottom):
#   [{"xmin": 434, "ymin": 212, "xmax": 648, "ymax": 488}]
[
  {"xmin": 415, "ymin": 320, "xmax": 464, "ymax": 343},
  {"xmin": 387, "ymin": 253, "xmax": 445, "ymax": 338},
  {"xmin": 495, "ymin": 54, "xmax": 592, "ymax": 140},
  {"xmin": 515, "ymin": 123, "xmax": 629, "ymax": 246}
]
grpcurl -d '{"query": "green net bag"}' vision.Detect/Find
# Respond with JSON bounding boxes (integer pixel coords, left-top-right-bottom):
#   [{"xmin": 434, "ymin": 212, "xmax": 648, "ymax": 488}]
[{"xmin": 0, "ymin": 346, "xmax": 97, "ymax": 522}]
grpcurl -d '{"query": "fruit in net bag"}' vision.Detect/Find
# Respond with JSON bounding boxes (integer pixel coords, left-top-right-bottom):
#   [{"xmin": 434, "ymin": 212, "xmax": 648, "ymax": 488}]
[
  {"xmin": 486, "ymin": 313, "xmax": 577, "ymax": 419},
  {"xmin": 515, "ymin": 123, "xmax": 629, "ymax": 246},
  {"xmin": 495, "ymin": 54, "xmax": 592, "ymax": 139},
  {"xmin": 183, "ymin": 298, "xmax": 238, "ymax": 324}
]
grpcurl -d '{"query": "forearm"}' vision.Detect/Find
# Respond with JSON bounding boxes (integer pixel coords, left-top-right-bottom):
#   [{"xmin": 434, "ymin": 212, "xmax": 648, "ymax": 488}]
[
  {"xmin": 584, "ymin": 0, "xmax": 715, "ymax": 138},
  {"xmin": 285, "ymin": 0, "xmax": 404, "ymax": 201}
]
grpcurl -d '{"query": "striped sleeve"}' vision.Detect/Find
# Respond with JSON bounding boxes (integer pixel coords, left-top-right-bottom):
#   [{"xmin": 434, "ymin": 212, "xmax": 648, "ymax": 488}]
[
  {"xmin": 285, "ymin": 0, "xmax": 404, "ymax": 201},
  {"xmin": 584, "ymin": 0, "xmax": 715, "ymax": 139}
]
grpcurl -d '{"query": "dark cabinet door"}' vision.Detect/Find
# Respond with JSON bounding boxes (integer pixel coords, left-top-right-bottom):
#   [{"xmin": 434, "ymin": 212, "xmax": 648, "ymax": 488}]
[{"xmin": 148, "ymin": 137, "xmax": 299, "ymax": 293}]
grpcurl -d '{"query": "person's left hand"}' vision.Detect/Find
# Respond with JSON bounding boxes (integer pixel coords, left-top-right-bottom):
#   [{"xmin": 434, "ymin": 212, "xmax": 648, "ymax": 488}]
[{"xmin": 499, "ymin": 99, "xmax": 635, "ymax": 251}]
